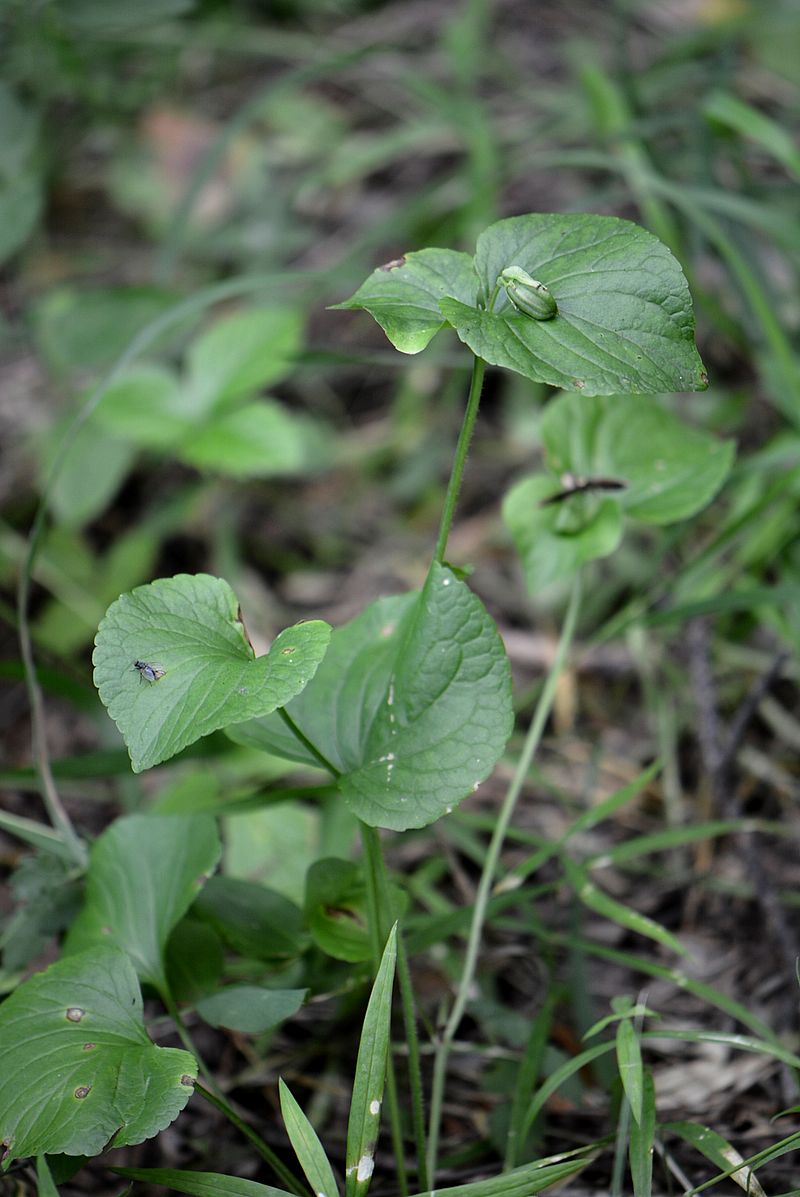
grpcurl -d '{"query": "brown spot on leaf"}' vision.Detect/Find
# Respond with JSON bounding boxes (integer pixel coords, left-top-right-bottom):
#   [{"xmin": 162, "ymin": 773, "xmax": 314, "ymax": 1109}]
[
  {"xmin": 572, "ymin": 379, "xmax": 586, "ymax": 389},
  {"xmin": 83, "ymin": 1043, "xmax": 96, "ymax": 1051},
  {"xmin": 379, "ymin": 256, "xmax": 406, "ymax": 271},
  {"xmin": 74, "ymin": 1086, "xmax": 92, "ymax": 1099},
  {"xmin": 281, "ymin": 646, "xmax": 296, "ymax": 655},
  {"xmin": 181, "ymin": 1074, "xmax": 196, "ymax": 1087},
  {"xmin": 66, "ymin": 1007, "xmax": 84, "ymax": 1022}
]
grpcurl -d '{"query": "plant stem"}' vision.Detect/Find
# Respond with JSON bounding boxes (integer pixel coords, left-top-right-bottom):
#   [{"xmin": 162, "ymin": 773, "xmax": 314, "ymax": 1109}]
[
  {"xmin": 433, "ymin": 355, "xmax": 486, "ymax": 564},
  {"xmin": 196, "ymin": 1083, "xmax": 310, "ymax": 1196},
  {"xmin": 425, "ymin": 573, "xmax": 583, "ymax": 1181},
  {"xmin": 277, "ymin": 707, "xmax": 340, "ymax": 777},
  {"xmin": 361, "ymin": 824, "xmax": 429, "ymax": 1192},
  {"xmin": 361, "ymin": 824, "xmax": 409, "ymax": 1197}
]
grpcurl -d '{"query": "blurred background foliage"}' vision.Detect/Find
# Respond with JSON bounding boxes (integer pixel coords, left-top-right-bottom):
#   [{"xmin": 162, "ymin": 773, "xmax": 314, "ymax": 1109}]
[{"xmin": 1, "ymin": 0, "xmax": 798, "ymax": 653}]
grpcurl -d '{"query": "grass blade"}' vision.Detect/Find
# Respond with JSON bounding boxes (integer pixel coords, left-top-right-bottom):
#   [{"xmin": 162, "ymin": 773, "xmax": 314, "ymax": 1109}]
[
  {"xmin": 113, "ymin": 1169, "xmax": 296, "ymax": 1197},
  {"xmin": 616, "ymin": 1017, "xmax": 644, "ymax": 1126},
  {"xmin": 279, "ymin": 1081, "xmax": 339, "ymax": 1197},
  {"xmin": 345, "ymin": 924, "xmax": 398, "ymax": 1197},
  {"xmin": 629, "ymin": 1069, "xmax": 656, "ymax": 1197}
]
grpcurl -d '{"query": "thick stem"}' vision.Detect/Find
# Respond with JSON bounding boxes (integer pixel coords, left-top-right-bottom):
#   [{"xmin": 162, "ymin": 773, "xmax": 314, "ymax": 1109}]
[
  {"xmin": 433, "ymin": 356, "xmax": 486, "ymax": 564},
  {"xmin": 426, "ymin": 574, "xmax": 583, "ymax": 1180}
]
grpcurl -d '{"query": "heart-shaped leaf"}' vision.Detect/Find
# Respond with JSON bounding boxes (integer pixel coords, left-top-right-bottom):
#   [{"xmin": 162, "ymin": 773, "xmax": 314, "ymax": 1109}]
[
  {"xmin": 228, "ymin": 564, "xmax": 513, "ymax": 831},
  {"xmin": 504, "ymin": 391, "xmax": 734, "ymax": 592},
  {"xmin": 193, "ymin": 877, "xmax": 308, "ymax": 962},
  {"xmin": 336, "ymin": 214, "xmax": 707, "ymax": 396},
  {"xmin": 541, "ymin": 392, "xmax": 735, "ymax": 524},
  {"xmin": 0, "ymin": 945, "xmax": 196, "ymax": 1167},
  {"xmin": 333, "ymin": 249, "xmax": 478, "ymax": 353},
  {"xmin": 440, "ymin": 213, "xmax": 707, "ymax": 394},
  {"xmin": 64, "ymin": 814, "xmax": 221, "ymax": 993},
  {"xmin": 93, "ymin": 573, "xmax": 331, "ymax": 772},
  {"xmin": 503, "ymin": 474, "xmax": 624, "ymax": 593}
]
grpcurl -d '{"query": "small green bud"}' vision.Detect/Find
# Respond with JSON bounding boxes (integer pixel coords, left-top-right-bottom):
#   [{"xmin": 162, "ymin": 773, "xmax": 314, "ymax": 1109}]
[{"xmin": 499, "ymin": 265, "xmax": 558, "ymax": 320}]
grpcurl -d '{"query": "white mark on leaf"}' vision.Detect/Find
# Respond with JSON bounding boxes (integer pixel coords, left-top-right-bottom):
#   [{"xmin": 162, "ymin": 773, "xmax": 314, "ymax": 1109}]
[
  {"xmin": 369, "ymin": 1099, "xmax": 381, "ymax": 1116},
  {"xmin": 357, "ymin": 1156, "xmax": 375, "ymax": 1183}
]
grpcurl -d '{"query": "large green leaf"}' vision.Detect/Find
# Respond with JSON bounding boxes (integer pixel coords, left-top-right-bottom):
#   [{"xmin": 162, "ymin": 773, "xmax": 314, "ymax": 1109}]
[
  {"xmin": 333, "ymin": 249, "xmax": 478, "ymax": 353},
  {"xmin": 229, "ymin": 564, "xmax": 513, "ymax": 831},
  {"xmin": 93, "ymin": 365, "xmax": 193, "ymax": 449},
  {"xmin": 541, "ymin": 393, "xmax": 735, "ymax": 523},
  {"xmin": 64, "ymin": 814, "xmax": 221, "ymax": 992},
  {"xmin": 0, "ymin": 945, "xmax": 196, "ymax": 1167},
  {"xmin": 193, "ymin": 876, "xmax": 308, "ymax": 963},
  {"xmin": 180, "ymin": 400, "xmax": 324, "ymax": 477},
  {"xmin": 304, "ymin": 858, "xmax": 372, "ymax": 963},
  {"xmin": 503, "ymin": 474, "xmax": 623, "ymax": 592},
  {"xmin": 503, "ymin": 392, "xmax": 734, "ymax": 592},
  {"xmin": 337, "ymin": 215, "xmax": 706, "ymax": 395},
  {"xmin": 185, "ymin": 307, "xmax": 303, "ymax": 414},
  {"xmin": 42, "ymin": 415, "xmax": 136, "ymax": 529},
  {"xmin": 93, "ymin": 573, "xmax": 331, "ymax": 772},
  {"xmin": 196, "ymin": 986, "xmax": 307, "ymax": 1034},
  {"xmin": 441, "ymin": 214, "xmax": 707, "ymax": 394}
]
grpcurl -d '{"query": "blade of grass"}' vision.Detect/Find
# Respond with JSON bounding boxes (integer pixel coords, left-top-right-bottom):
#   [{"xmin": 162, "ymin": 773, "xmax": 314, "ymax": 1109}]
[
  {"xmin": 629, "ymin": 1069, "xmax": 656, "ymax": 1197},
  {"xmin": 346, "ymin": 925, "xmax": 397, "ymax": 1197},
  {"xmin": 279, "ymin": 1080, "xmax": 339, "ymax": 1197}
]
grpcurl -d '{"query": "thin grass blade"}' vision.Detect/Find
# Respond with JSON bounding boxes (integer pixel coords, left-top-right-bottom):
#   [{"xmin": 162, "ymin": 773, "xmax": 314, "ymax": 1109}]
[
  {"xmin": 279, "ymin": 1081, "xmax": 339, "ymax": 1197},
  {"xmin": 345, "ymin": 924, "xmax": 398, "ymax": 1197}
]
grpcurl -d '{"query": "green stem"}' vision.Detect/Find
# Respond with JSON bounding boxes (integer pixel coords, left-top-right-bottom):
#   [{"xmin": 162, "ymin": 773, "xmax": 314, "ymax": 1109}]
[
  {"xmin": 361, "ymin": 824, "xmax": 429, "ymax": 1191},
  {"xmin": 277, "ymin": 707, "xmax": 340, "ymax": 777},
  {"xmin": 433, "ymin": 355, "xmax": 486, "ymax": 564},
  {"xmin": 161, "ymin": 987, "xmax": 215, "ymax": 1089},
  {"xmin": 426, "ymin": 573, "xmax": 583, "ymax": 1181},
  {"xmin": 196, "ymin": 1083, "xmax": 310, "ymax": 1196},
  {"xmin": 361, "ymin": 824, "xmax": 409, "ymax": 1197},
  {"xmin": 395, "ymin": 934, "xmax": 430, "ymax": 1192}
]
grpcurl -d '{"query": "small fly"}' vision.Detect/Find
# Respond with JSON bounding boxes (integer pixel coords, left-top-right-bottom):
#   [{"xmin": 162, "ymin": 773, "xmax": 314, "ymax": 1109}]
[
  {"xmin": 133, "ymin": 659, "xmax": 166, "ymax": 684},
  {"xmin": 539, "ymin": 473, "xmax": 627, "ymax": 507}
]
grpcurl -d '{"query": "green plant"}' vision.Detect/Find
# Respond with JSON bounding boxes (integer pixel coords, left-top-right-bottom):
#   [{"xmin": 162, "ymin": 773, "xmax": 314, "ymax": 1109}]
[{"xmin": 5, "ymin": 207, "xmax": 798, "ymax": 1197}]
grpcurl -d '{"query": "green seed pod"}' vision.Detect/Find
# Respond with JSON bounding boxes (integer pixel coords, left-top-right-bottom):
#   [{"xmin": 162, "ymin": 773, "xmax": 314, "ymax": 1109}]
[{"xmin": 499, "ymin": 265, "xmax": 558, "ymax": 321}]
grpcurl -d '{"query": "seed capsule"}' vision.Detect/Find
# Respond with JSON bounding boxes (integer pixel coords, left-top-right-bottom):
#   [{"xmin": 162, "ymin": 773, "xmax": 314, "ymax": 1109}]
[{"xmin": 499, "ymin": 266, "xmax": 558, "ymax": 320}]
